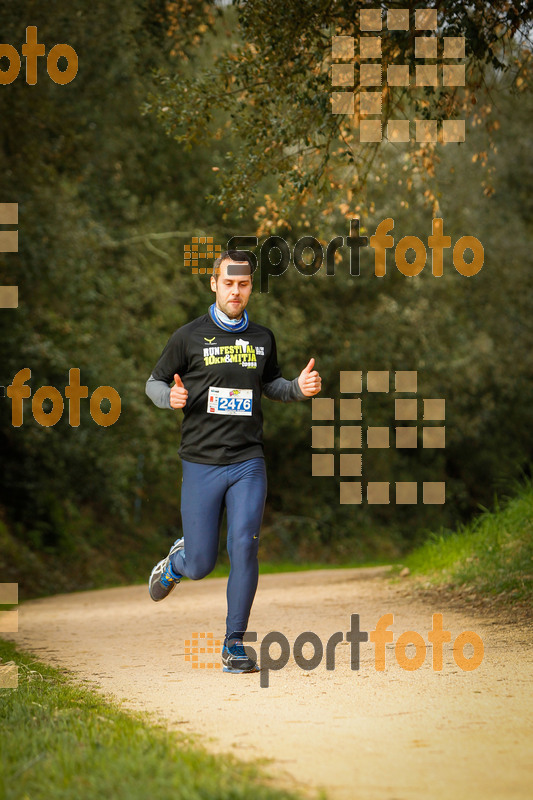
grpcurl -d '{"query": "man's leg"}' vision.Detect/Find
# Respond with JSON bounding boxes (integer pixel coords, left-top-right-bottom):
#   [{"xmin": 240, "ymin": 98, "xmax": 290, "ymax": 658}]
[
  {"xmin": 223, "ymin": 457, "xmax": 267, "ymax": 642},
  {"xmin": 171, "ymin": 459, "xmax": 227, "ymax": 580},
  {"xmin": 149, "ymin": 459, "xmax": 228, "ymax": 600}
]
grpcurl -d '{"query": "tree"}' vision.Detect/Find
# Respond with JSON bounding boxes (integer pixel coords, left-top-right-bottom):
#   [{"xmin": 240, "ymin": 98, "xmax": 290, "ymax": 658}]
[
  {"xmin": 146, "ymin": 0, "xmax": 533, "ymax": 218},
  {"xmin": 0, "ymin": 0, "xmax": 227, "ymax": 538}
]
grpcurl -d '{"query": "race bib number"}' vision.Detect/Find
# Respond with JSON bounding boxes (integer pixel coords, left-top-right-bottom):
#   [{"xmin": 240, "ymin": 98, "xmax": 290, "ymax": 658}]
[{"xmin": 207, "ymin": 386, "xmax": 253, "ymax": 416}]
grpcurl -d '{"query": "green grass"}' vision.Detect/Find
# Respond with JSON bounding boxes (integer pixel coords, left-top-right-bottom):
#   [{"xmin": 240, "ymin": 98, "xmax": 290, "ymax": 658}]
[
  {"xmin": 399, "ymin": 480, "xmax": 533, "ymax": 605},
  {"xmin": 0, "ymin": 640, "xmax": 316, "ymax": 800},
  {"xmin": 0, "ymin": 506, "xmax": 398, "ymax": 601},
  {"xmin": 169, "ymin": 557, "xmax": 395, "ymax": 581}
]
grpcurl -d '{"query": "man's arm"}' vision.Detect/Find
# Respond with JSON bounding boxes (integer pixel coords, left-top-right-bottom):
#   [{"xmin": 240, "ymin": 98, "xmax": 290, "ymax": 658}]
[
  {"xmin": 262, "ymin": 332, "xmax": 321, "ymax": 402},
  {"xmin": 146, "ymin": 373, "xmax": 188, "ymax": 410},
  {"xmin": 145, "ymin": 375, "xmax": 172, "ymax": 409},
  {"xmin": 145, "ymin": 329, "xmax": 188, "ymax": 410},
  {"xmin": 263, "ymin": 376, "xmax": 306, "ymax": 403},
  {"xmin": 296, "ymin": 358, "xmax": 322, "ymax": 397}
]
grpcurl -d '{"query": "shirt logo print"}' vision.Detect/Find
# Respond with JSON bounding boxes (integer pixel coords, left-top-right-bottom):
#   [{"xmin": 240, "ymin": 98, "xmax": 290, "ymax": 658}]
[{"xmin": 202, "ymin": 342, "xmax": 259, "ymax": 369}]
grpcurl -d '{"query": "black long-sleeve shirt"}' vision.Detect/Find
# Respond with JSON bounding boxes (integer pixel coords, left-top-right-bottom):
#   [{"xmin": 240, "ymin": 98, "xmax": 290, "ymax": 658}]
[{"xmin": 145, "ymin": 313, "xmax": 306, "ymax": 464}]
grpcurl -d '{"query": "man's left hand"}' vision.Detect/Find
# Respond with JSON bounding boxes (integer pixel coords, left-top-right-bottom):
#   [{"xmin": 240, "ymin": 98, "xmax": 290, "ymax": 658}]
[{"xmin": 298, "ymin": 358, "xmax": 322, "ymax": 397}]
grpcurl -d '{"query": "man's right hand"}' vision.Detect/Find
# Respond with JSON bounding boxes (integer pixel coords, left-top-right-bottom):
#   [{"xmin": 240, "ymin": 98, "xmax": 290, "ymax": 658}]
[{"xmin": 170, "ymin": 374, "xmax": 188, "ymax": 409}]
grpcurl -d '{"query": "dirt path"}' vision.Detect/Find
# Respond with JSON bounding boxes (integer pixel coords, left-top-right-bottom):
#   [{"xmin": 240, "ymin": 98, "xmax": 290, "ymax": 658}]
[{"xmin": 6, "ymin": 567, "xmax": 533, "ymax": 800}]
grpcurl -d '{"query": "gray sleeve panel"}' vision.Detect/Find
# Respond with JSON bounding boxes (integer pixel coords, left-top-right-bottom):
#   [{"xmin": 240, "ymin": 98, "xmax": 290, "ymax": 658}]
[
  {"xmin": 145, "ymin": 374, "xmax": 172, "ymax": 409},
  {"xmin": 262, "ymin": 376, "xmax": 307, "ymax": 403}
]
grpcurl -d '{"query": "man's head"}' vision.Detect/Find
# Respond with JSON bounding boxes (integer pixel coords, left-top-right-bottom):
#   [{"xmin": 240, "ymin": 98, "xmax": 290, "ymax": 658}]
[{"xmin": 211, "ymin": 250, "xmax": 254, "ymax": 320}]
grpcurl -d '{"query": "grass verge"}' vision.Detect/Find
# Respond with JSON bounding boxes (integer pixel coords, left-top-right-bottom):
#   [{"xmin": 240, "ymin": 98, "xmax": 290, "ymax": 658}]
[
  {"xmin": 185, "ymin": 558, "xmax": 394, "ymax": 580},
  {"xmin": 0, "ymin": 506, "xmax": 398, "ymax": 602},
  {"xmin": 0, "ymin": 639, "xmax": 316, "ymax": 800},
  {"xmin": 396, "ymin": 480, "xmax": 533, "ymax": 607}
]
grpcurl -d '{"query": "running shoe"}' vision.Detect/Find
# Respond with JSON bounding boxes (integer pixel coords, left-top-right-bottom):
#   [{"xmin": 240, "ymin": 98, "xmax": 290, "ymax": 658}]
[
  {"xmin": 148, "ymin": 537, "xmax": 184, "ymax": 602},
  {"xmin": 222, "ymin": 640, "xmax": 259, "ymax": 673}
]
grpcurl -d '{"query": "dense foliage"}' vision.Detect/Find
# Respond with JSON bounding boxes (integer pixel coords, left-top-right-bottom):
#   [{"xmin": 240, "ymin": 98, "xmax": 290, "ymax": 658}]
[{"xmin": 0, "ymin": 1, "xmax": 532, "ymax": 594}]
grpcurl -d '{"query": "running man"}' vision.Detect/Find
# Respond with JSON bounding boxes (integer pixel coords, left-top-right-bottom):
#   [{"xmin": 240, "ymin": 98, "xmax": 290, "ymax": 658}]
[{"xmin": 145, "ymin": 250, "xmax": 321, "ymax": 673}]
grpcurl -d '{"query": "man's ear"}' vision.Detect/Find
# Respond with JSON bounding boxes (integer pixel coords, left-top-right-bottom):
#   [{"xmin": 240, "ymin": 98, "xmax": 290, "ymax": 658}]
[{"xmin": 210, "ymin": 275, "xmax": 216, "ymax": 292}]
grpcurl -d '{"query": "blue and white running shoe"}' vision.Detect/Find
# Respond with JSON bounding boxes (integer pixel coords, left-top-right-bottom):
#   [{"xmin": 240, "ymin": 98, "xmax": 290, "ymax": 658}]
[
  {"xmin": 222, "ymin": 640, "xmax": 259, "ymax": 673},
  {"xmin": 148, "ymin": 537, "xmax": 184, "ymax": 602}
]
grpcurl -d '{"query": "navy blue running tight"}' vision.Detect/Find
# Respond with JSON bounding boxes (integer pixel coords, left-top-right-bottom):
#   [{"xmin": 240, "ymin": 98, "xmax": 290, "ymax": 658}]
[{"xmin": 170, "ymin": 457, "xmax": 267, "ymax": 640}]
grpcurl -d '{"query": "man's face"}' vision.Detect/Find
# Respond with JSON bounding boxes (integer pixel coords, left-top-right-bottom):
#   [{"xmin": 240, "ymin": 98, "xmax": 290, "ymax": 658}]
[{"xmin": 210, "ymin": 259, "xmax": 253, "ymax": 319}]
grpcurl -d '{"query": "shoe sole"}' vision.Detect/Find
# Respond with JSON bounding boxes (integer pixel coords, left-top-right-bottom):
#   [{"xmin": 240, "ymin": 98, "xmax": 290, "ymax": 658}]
[
  {"xmin": 148, "ymin": 557, "xmax": 182, "ymax": 602},
  {"xmin": 148, "ymin": 538, "xmax": 185, "ymax": 600},
  {"xmin": 222, "ymin": 665, "xmax": 260, "ymax": 674},
  {"xmin": 148, "ymin": 564, "xmax": 176, "ymax": 601}
]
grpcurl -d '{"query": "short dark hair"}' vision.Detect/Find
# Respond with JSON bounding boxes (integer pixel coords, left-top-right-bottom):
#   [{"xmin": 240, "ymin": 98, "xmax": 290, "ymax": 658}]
[{"xmin": 212, "ymin": 250, "xmax": 254, "ymax": 280}]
